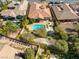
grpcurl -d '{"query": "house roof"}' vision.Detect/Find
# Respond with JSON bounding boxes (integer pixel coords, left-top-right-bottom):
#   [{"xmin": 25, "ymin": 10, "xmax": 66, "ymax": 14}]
[
  {"xmin": 0, "ymin": 10, "xmax": 16, "ymax": 17},
  {"xmin": 0, "ymin": 9, "xmax": 27, "ymax": 17},
  {"xmin": 8, "ymin": 1, "xmax": 20, "ymax": 8},
  {"xmin": 8, "ymin": 3, "xmax": 15, "ymax": 7},
  {"xmin": 0, "ymin": 0, "xmax": 28, "ymax": 17},
  {"xmin": 52, "ymin": 3, "xmax": 79, "ymax": 20},
  {"xmin": 28, "ymin": 3, "xmax": 51, "ymax": 19},
  {"xmin": 69, "ymin": 3, "xmax": 79, "ymax": 10},
  {"xmin": 18, "ymin": 0, "xmax": 28, "ymax": 10}
]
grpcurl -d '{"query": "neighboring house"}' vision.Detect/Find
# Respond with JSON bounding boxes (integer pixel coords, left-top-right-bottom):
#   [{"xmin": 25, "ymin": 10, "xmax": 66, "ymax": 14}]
[
  {"xmin": 8, "ymin": 1, "xmax": 20, "ymax": 9},
  {"xmin": 28, "ymin": 2, "xmax": 52, "ymax": 20},
  {"xmin": 0, "ymin": 0, "xmax": 28, "ymax": 19},
  {"xmin": 13, "ymin": 0, "xmax": 28, "ymax": 16},
  {"xmin": 17, "ymin": 0, "xmax": 28, "ymax": 15},
  {"xmin": 0, "ymin": 10, "xmax": 16, "ymax": 17},
  {"xmin": 69, "ymin": 3, "xmax": 79, "ymax": 16},
  {"xmin": 51, "ymin": 3, "xmax": 79, "ymax": 22},
  {"xmin": 51, "ymin": 3, "xmax": 79, "ymax": 34}
]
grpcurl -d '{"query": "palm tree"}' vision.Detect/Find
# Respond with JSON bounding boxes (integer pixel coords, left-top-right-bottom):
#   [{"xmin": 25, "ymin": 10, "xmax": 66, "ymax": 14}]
[
  {"xmin": 21, "ymin": 16, "xmax": 29, "ymax": 27},
  {"xmin": 0, "ymin": 19, "xmax": 3, "ymax": 27}
]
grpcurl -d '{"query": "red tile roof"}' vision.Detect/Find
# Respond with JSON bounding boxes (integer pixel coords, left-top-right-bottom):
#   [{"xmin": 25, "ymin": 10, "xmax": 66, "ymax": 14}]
[{"xmin": 28, "ymin": 3, "xmax": 51, "ymax": 19}]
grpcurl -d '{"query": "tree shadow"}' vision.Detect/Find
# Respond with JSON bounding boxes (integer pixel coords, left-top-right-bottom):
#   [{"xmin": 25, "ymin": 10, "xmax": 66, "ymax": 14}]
[
  {"xmin": 15, "ymin": 52, "xmax": 25, "ymax": 59},
  {"xmin": 47, "ymin": 45, "xmax": 66, "ymax": 58},
  {"xmin": 0, "ymin": 16, "xmax": 15, "ymax": 21}
]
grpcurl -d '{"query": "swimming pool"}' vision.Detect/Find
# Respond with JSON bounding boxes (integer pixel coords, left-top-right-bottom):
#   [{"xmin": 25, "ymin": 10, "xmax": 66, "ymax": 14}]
[{"xmin": 32, "ymin": 24, "xmax": 45, "ymax": 30}]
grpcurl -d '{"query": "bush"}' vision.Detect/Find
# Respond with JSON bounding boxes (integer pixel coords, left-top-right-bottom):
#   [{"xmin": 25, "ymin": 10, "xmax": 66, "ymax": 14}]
[
  {"xmin": 16, "ymin": 34, "xmax": 21, "ymax": 40},
  {"xmin": 73, "ymin": 23, "xmax": 79, "ymax": 34},
  {"xmin": 20, "ymin": 32, "xmax": 35, "ymax": 42},
  {"xmin": 0, "ymin": 20, "xmax": 19, "ymax": 35},
  {"xmin": 54, "ymin": 26, "xmax": 68, "ymax": 40},
  {"xmin": 2, "ymin": 5, "xmax": 8, "ymax": 10},
  {"xmin": 39, "ymin": 44, "xmax": 47, "ymax": 49},
  {"xmin": 3, "ymin": 21, "xmax": 19, "ymax": 34},
  {"xmin": 25, "ymin": 48, "xmax": 35, "ymax": 59},
  {"xmin": 73, "ymin": 41, "xmax": 79, "ymax": 55},
  {"xmin": 33, "ymin": 28, "xmax": 47, "ymax": 38},
  {"xmin": 54, "ymin": 40, "xmax": 68, "ymax": 53}
]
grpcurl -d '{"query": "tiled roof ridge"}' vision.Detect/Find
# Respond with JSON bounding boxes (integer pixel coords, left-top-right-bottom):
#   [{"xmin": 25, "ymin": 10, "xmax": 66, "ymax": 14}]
[{"xmin": 39, "ymin": 9, "xmax": 50, "ymax": 17}]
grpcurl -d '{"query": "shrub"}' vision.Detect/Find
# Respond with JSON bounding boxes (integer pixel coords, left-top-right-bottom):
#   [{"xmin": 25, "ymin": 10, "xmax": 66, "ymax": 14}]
[
  {"xmin": 33, "ymin": 28, "xmax": 47, "ymax": 38},
  {"xmin": 54, "ymin": 40, "xmax": 68, "ymax": 53}
]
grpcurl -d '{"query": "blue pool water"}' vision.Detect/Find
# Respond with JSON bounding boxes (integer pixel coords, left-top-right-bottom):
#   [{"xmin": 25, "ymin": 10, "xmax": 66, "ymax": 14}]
[{"xmin": 32, "ymin": 24, "xmax": 45, "ymax": 30}]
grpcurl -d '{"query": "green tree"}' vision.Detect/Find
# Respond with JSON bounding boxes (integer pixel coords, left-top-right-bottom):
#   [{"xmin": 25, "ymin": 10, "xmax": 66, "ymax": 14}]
[
  {"xmin": 29, "ymin": 19, "xmax": 35, "ymax": 24},
  {"xmin": 66, "ymin": 42, "xmax": 79, "ymax": 59},
  {"xmin": 73, "ymin": 23, "xmax": 79, "ymax": 34},
  {"xmin": 66, "ymin": 34, "xmax": 79, "ymax": 59},
  {"xmin": 73, "ymin": 41, "xmax": 79, "ymax": 55},
  {"xmin": 54, "ymin": 40, "xmax": 68, "ymax": 53},
  {"xmin": 21, "ymin": 19, "xmax": 29, "ymax": 27},
  {"xmin": 54, "ymin": 26, "xmax": 68, "ymax": 40},
  {"xmin": 75, "ymin": 37, "xmax": 79, "ymax": 42},
  {"xmin": 41, "ymin": 50, "xmax": 51, "ymax": 59},
  {"xmin": 21, "ymin": 16, "xmax": 29, "ymax": 30},
  {"xmin": 2, "ymin": 21, "xmax": 19, "ymax": 35},
  {"xmin": 2, "ymin": 5, "xmax": 8, "ymax": 10},
  {"xmin": 0, "ymin": 19, "xmax": 3, "ymax": 27},
  {"xmin": 0, "ymin": 0, "xmax": 9, "ymax": 10},
  {"xmin": 25, "ymin": 48, "xmax": 35, "ymax": 59}
]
